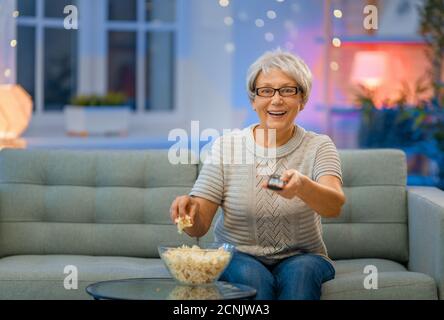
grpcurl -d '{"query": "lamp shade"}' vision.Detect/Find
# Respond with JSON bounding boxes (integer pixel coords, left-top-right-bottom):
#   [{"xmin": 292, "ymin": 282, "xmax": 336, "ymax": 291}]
[
  {"xmin": 0, "ymin": 84, "xmax": 33, "ymax": 139},
  {"xmin": 351, "ymin": 51, "xmax": 388, "ymax": 89}
]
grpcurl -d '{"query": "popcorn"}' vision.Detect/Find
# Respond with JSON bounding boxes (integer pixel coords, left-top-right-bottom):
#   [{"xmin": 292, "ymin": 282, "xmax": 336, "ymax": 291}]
[
  {"xmin": 161, "ymin": 245, "xmax": 231, "ymax": 285},
  {"xmin": 168, "ymin": 285, "xmax": 222, "ymax": 300},
  {"xmin": 174, "ymin": 215, "xmax": 193, "ymax": 234}
]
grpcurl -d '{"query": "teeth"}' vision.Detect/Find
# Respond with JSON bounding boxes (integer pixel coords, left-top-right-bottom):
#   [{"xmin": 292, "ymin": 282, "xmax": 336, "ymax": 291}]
[{"xmin": 268, "ymin": 111, "xmax": 286, "ymax": 115}]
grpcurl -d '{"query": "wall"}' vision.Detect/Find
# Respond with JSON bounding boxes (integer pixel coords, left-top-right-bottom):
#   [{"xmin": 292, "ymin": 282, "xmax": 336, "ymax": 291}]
[
  {"xmin": 231, "ymin": 0, "xmax": 327, "ymax": 133},
  {"xmin": 0, "ymin": 0, "xmax": 16, "ymax": 85}
]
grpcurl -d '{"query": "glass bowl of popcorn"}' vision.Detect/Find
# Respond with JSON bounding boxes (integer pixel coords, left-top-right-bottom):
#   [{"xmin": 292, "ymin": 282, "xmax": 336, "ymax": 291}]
[{"xmin": 158, "ymin": 242, "xmax": 235, "ymax": 286}]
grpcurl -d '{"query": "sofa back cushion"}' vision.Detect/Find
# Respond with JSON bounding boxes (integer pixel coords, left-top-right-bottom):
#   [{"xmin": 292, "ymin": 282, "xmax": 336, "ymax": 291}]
[
  {"xmin": 321, "ymin": 149, "xmax": 408, "ymax": 263},
  {"xmin": 0, "ymin": 148, "xmax": 409, "ymax": 263},
  {"xmin": 0, "ymin": 150, "xmax": 198, "ymax": 258}
]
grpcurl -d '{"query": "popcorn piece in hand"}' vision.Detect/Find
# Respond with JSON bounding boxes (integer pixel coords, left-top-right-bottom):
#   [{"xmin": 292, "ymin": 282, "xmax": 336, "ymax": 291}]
[{"xmin": 175, "ymin": 215, "xmax": 193, "ymax": 234}]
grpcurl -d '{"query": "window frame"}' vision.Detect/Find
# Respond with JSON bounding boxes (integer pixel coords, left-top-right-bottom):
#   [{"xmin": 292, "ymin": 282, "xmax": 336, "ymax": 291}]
[{"xmin": 16, "ymin": 0, "xmax": 185, "ymax": 129}]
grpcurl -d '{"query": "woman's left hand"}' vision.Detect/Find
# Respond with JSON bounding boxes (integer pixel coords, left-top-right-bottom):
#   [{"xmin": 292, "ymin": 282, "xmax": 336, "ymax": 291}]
[{"xmin": 262, "ymin": 169, "xmax": 307, "ymax": 199}]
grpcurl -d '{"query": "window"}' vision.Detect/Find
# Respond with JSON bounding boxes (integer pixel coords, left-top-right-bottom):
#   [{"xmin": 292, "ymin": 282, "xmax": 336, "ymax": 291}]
[
  {"xmin": 17, "ymin": 0, "xmax": 36, "ymax": 17},
  {"xmin": 17, "ymin": 0, "xmax": 78, "ymax": 112},
  {"xmin": 106, "ymin": 0, "xmax": 176, "ymax": 111},
  {"xmin": 16, "ymin": 0, "xmax": 177, "ymax": 114},
  {"xmin": 108, "ymin": 31, "xmax": 137, "ymax": 110},
  {"xmin": 145, "ymin": 31, "xmax": 175, "ymax": 111},
  {"xmin": 16, "ymin": 26, "xmax": 35, "ymax": 110}
]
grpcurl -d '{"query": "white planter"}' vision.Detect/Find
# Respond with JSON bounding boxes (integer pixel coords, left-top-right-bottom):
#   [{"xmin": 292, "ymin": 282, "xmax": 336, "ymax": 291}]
[{"xmin": 64, "ymin": 105, "xmax": 131, "ymax": 136}]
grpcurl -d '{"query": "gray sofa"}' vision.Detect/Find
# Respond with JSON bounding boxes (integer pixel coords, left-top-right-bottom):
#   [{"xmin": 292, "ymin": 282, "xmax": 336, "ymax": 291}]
[{"xmin": 0, "ymin": 148, "xmax": 443, "ymax": 300}]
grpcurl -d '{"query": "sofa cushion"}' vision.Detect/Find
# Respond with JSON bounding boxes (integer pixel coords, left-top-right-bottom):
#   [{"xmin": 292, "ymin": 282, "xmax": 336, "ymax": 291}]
[
  {"xmin": 321, "ymin": 150, "xmax": 409, "ymax": 264},
  {"xmin": 322, "ymin": 223, "xmax": 408, "ymax": 262},
  {"xmin": 1, "ymin": 256, "xmax": 437, "ymax": 300},
  {"xmin": 0, "ymin": 255, "xmax": 171, "ymax": 300},
  {"xmin": 322, "ymin": 259, "xmax": 437, "ymax": 300},
  {"xmin": 0, "ymin": 150, "xmax": 199, "ymax": 258}
]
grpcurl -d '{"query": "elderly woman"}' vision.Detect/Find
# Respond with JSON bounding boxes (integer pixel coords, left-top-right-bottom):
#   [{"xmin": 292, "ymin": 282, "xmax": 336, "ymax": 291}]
[{"xmin": 170, "ymin": 49, "xmax": 345, "ymax": 300}]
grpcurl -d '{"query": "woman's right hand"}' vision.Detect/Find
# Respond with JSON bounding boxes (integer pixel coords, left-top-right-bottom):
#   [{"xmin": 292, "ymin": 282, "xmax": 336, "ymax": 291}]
[{"xmin": 170, "ymin": 195, "xmax": 200, "ymax": 226}]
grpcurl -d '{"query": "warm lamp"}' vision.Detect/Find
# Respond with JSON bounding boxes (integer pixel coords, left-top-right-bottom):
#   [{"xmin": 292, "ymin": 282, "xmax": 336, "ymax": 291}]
[
  {"xmin": 0, "ymin": 84, "xmax": 33, "ymax": 148},
  {"xmin": 351, "ymin": 51, "xmax": 388, "ymax": 89}
]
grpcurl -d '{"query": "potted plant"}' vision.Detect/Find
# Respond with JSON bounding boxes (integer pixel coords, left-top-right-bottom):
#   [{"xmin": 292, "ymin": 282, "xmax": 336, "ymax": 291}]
[
  {"xmin": 418, "ymin": 0, "xmax": 444, "ymax": 101},
  {"xmin": 420, "ymin": 99, "xmax": 444, "ymax": 189},
  {"xmin": 354, "ymin": 79, "xmax": 429, "ymax": 149},
  {"xmin": 64, "ymin": 92, "xmax": 131, "ymax": 136}
]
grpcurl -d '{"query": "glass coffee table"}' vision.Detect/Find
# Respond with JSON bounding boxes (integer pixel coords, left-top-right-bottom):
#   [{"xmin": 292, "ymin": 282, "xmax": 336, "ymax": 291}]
[{"xmin": 86, "ymin": 278, "xmax": 257, "ymax": 300}]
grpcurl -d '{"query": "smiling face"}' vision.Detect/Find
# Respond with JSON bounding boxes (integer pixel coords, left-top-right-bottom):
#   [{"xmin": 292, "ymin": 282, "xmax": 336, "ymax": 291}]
[{"xmin": 252, "ymin": 68, "xmax": 303, "ymax": 133}]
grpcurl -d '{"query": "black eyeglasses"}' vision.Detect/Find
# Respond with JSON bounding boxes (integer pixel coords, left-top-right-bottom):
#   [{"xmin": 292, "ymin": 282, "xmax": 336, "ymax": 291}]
[{"xmin": 255, "ymin": 86, "xmax": 302, "ymax": 97}]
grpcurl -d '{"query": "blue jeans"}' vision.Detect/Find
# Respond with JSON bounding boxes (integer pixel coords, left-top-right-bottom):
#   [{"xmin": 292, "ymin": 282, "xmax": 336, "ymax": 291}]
[{"xmin": 220, "ymin": 251, "xmax": 335, "ymax": 300}]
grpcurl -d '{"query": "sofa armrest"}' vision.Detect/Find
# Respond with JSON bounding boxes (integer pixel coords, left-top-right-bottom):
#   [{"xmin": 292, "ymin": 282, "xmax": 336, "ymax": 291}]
[{"xmin": 407, "ymin": 186, "xmax": 444, "ymax": 299}]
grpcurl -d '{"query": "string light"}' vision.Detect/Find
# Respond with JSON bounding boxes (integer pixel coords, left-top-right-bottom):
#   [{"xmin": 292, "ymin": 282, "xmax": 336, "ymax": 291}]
[
  {"xmin": 224, "ymin": 16, "xmax": 233, "ymax": 26},
  {"xmin": 330, "ymin": 61, "xmax": 339, "ymax": 71},
  {"xmin": 10, "ymin": 40, "xmax": 17, "ymax": 48},
  {"xmin": 267, "ymin": 10, "xmax": 277, "ymax": 20},
  {"xmin": 12, "ymin": 10, "xmax": 19, "ymax": 18},
  {"xmin": 265, "ymin": 32, "xmax": 274, "ymax": 42},
  {"xmin": 219, "ymin": 0, "xmax": 229, "ymax": 7},
  {"xmin": 333, "ymin": 9, "xmax": 343, "ymax": 18},
  {"xmin": 255, "ymin": 19, "xmax": 264, "ymax": 28},
  {"xmin": 4, "ymin": 69, "xmax": 11, "ymax": 78},
  {"xmin": 332, "ymin": 37, "xmax": 341, "ymax": 47}
]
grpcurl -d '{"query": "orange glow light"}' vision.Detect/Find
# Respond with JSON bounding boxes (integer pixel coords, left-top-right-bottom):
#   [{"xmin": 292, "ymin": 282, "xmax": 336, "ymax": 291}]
[
  {"xmin": 351, "ymin": 51, "xmax": 388, "ymax": 89},
  {"xmin": 0, "ymin": 84, "xmax": 33, "ymax": 139}
]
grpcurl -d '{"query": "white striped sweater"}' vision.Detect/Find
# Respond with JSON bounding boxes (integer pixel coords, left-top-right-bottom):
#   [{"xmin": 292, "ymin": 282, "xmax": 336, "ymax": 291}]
[{"xmin": 190, "ymin": 124, "xmax": 342, "ymax": 266}]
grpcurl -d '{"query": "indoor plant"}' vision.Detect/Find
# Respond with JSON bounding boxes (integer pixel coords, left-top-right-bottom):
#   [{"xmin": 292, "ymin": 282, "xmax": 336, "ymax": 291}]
[
  {"xmin": 355, "ymin": 79, "xmax": 443, "ymax": 189},
  {"xmin": 64, "ymin": 92, "xmax": 130, "ymax": 136}
]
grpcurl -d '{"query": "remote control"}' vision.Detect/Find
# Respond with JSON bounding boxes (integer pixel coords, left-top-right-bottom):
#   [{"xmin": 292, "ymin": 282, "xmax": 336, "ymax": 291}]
[{"xmin": 267, "ymin": 174, "xmax": 287, "ymax": 191}]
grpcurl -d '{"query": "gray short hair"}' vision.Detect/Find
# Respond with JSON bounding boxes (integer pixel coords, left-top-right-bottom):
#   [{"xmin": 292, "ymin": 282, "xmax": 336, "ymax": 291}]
[{"xmin": 246, "ymin": 49, "xmax": 312, "ymax": 106}]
